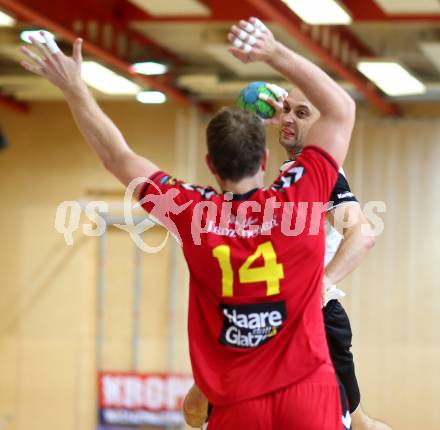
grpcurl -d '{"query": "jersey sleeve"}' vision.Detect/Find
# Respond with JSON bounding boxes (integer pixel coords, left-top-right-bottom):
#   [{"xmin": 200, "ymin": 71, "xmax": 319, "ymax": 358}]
[
  {"xmin": 271, "ymin": 145, "xmax": 339, "ymax": 204},
  {"xmin": 137, "ymin": 171, "xmax": 218, "ymax": 239},
  {"xmin": 327, "ymin": 170, "xmax": 358, "ymax": 211}
]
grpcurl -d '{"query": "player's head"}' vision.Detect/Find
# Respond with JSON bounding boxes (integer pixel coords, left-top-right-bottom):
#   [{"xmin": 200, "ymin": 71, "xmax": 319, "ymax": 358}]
[
  {"xmin": 206, "ymin": 108, "xmax": 268, "ymax": 183},
  {"xmin": 279, "ymin": 88, "xmax": 320, "ymax": 157}
]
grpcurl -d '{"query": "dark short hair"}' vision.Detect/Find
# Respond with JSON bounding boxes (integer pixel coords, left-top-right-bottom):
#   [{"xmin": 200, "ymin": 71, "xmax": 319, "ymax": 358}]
[{"xmin": 206, "ymin": 108, "xmax": 266, "ymax": 182}]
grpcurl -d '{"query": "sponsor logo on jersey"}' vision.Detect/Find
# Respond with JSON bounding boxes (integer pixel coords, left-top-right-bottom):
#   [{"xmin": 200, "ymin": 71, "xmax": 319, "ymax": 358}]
[
  {"xmin": 206, "ymin": 216, "xmax": 279, "ymax": 238},
  {"xmin": 337, "ymin": 191, "xmax": 354, "ymax": 199},
  {"xmin": 219, "ymin": 301, "xmax": 286, "ymax": 348}
]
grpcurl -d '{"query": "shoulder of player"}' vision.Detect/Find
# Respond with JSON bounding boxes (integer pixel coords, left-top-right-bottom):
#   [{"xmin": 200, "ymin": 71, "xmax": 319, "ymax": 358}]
[
  {"xmin": 272, "ymin": 162, "xmax": 306, "ymax": 192},
  {"xmin": 179, "ymin": 182, "xmax": 219, "ymax": 200},
  {"xmin": 155, "ymin": 173, "xmax": 220, "ymax": 200},
  {"xmin": 298, "ymin": 145, "xmax": 339, "ymax": 171}
]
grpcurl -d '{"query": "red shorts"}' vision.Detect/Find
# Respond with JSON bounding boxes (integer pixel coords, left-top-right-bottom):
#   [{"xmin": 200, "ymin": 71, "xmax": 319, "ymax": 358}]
[{"xmin": 207, "ymin": 363, "xmax": 344, "ymax": 430}]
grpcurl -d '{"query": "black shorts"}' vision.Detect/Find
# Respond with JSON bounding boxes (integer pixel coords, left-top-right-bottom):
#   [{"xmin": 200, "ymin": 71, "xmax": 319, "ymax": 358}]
[{"xmin": 323, "ymin": 300, "xmax": 361, "ymax": 413}]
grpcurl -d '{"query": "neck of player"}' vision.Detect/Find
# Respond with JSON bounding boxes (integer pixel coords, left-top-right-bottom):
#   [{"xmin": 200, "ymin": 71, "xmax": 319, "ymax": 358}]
[{"xmin": 219, "ymin": 173, "xmax": 264, "ymax": 196}]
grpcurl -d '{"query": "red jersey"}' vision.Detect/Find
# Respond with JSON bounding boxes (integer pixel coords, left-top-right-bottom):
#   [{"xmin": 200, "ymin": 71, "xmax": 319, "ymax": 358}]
[{"xmin": 139, "ymin": 146, "xmax": 338, "ymax": 405}]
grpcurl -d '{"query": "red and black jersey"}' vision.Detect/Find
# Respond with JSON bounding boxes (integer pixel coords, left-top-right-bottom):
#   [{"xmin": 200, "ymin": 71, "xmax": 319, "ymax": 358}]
[{"xmin": 139, "ymin": 146, "xmax": 339, "ymax": 405}]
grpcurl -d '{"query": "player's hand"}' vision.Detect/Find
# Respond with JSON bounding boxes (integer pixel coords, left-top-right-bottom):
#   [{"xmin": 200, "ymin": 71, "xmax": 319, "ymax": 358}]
[
  {"xmin": 20, "ymin": 32, "xmax": 84, "ymax": 93},
  {"xmin": 228, "ymin": 17, "xmax": 277, "ymax": 64},
  {"xmin": 259, "ymin": 83, "xmax": 287, "ymax": 126}
]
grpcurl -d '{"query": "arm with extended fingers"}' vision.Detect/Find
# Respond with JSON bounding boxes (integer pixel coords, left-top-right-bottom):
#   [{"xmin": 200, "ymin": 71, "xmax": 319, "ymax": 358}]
[
  {"xmin": 20, "ymin": 33, "xmax": 158, "ymax": 187},
  {"xmin": 228, "ymin": 18, "xmax": 355, "ymax": 167}
]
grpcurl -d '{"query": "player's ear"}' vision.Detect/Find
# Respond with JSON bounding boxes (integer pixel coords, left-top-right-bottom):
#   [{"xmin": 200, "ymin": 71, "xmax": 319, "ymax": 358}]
[
  {"xmin": 261, "ymin": 148, "xmax": 269, "ymax": 172},
  {"xmin": 205, "ymin": 154, "xmax": 217, "ymax": 175}
]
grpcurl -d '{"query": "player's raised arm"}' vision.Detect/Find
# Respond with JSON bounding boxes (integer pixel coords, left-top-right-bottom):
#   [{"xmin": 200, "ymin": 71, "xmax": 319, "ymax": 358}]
[
  {"xmin": 20, "ymin": 33, "xmax": 159, "ymax": 188},
  {"xmin": 228, "ymin": 18, "xmax": 355, "ymax": 167}
]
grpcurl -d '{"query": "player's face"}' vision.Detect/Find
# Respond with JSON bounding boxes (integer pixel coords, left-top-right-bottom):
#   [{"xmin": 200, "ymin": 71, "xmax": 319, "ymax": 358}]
[{"xmin": 279, "ymin": 89, "xmax": 319, "ymax": 156}]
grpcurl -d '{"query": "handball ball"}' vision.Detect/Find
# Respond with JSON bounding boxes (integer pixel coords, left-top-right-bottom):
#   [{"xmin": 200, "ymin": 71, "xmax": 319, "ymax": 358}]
[{"xmin": 237, "ymin": 81, "xmax": 277, "ymax": 119}]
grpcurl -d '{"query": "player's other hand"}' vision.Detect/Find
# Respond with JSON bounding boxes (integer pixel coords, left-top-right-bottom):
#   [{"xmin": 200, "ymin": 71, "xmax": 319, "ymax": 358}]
[
  {"xmin": 228, "ymin": 17, "xmax": 276, "ymax": 64},
  {"xmin": 259, "ymin": 83, "xmax": 287, "ymax": 126},
  {"xmin": 20, "ymin": 32, "xmax": 84, "ymax": 93}
]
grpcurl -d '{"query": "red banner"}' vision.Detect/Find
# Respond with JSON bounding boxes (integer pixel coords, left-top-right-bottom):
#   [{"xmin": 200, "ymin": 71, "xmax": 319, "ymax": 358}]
[{"xmin": 98, "ymin": 372, "xmax": 194, "ymax": 426}]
